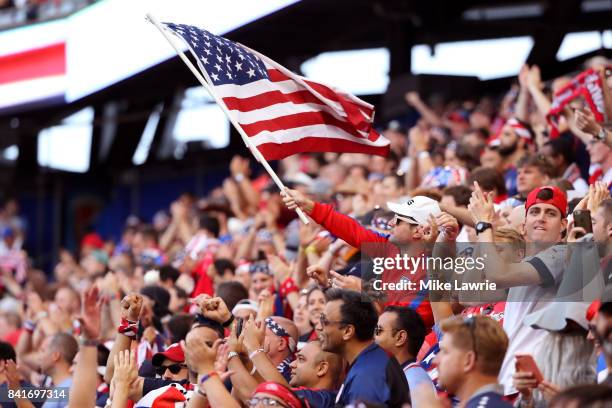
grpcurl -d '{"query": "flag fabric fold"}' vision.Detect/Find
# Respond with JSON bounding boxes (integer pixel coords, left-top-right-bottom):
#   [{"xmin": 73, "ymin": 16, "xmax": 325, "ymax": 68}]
[{"xmin": 162, "ymin": 22, "xmax": 390, "ymax": 160}]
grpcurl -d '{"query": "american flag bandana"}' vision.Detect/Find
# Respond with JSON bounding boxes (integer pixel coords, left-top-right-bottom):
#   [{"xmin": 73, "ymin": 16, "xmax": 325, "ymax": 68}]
[
  {"xmin": 159, "ymin": 22, "xmax": 390, "ymax": 160},
  {"xmin": 265, "ymin": 317, "xmax": 296, "ymax": 354}
]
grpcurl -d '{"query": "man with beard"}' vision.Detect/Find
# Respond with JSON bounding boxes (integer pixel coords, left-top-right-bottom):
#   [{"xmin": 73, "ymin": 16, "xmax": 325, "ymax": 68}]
[
  {"xmin": 244, "ymin": 339, "xmax": 344, "ymax": 408},
  {"xmin": 492, "ymin": 118, "xmax": 534, "ymax": 197}
]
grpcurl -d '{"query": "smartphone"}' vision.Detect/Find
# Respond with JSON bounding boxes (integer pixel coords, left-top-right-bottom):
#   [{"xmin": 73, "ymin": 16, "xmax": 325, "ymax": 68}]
[
  {"xmin": 236, "ymin": 317, "xmax": 244, "ymax": 337},
  {"xmin": 515, "ymin": 354, "xmax": 544, "ymax": 384},
  {"xmin": 573, "ymin": 210, "xmax": 593, "ymax": 236}
]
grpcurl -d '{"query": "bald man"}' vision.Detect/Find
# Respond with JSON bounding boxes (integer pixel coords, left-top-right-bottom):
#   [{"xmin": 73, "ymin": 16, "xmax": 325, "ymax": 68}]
[
  {"xmin": 290, "ymin": 340, "xmax": 344, "ymax": 408},
  {"xmin": 263, "ymin": 316, "xmax": 299, "ymax": 382}
]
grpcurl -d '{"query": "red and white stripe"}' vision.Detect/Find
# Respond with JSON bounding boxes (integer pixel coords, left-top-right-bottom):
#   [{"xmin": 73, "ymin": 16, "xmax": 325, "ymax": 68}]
[
  {"xmin": 207, "ymin": 47, "xmax": 389, "ymax": 160},
  {"xmin": 135, "ymin": 383, "xmax": 192, "ymax": 408},
  {"xmin": 0, "ymin": 21, "xmax": 67, "ymax": 110}
]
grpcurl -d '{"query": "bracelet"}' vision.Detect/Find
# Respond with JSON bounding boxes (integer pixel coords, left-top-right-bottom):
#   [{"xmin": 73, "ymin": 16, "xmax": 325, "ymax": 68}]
[
  {"xmin": 234, "ymin": 173, "xmax": 245, "ymax": 183},
  {"xmin": 198, "ymin": 371, "xmax": 218, "ymax": 386},
  {"xmin": 304, "ymin": 246, "xmax": 318, "ymax": 255},
  {"xmin": 248, "ymin": 348, "xmax": 265, "ymax": 360},
  {"xmin": 79, "ymin": 336, "xmax": 100, "ymax": 347},
  {"xmin": 227, "ymin": 351, "xmax": 240, "ymax": 361},
  {"xmin": 222, "ymin": 314, "xmax": 235, "ymax": 328},
  {"xmin": 418, "ymin": 151, "xmax": 430, "ymax": 159},
  {"xmin": 279, "ymin": 277, "xmax": 299, "ymax": 297},
  {"xmin": 23, "ymin": 320, "xmax": 37, "ymax": 333},
  {"xmin": 117, "ymin": 317, "xmax": 139, "ymax": 338}
]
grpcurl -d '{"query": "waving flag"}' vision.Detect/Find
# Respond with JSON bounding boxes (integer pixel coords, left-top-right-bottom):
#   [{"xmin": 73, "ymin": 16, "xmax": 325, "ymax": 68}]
[{"xmin": 162, "ymin": 22, "xmax": 389, "ymax": 160}]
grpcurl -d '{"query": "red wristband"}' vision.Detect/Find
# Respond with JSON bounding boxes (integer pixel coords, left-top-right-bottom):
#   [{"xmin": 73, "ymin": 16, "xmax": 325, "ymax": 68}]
[
  {"xmin": 279, "ymin": 277, "xmax": 299, "ymax": 297},
  {"xmin": 117, "ymin": 317, "xmax": 139, "ymax": 338}
]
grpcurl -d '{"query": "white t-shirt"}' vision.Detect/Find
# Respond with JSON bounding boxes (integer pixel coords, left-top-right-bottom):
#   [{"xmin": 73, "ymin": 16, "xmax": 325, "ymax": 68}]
[{"xmin": 499, "ymin": 244, "xmax": 567, "ymax": 394}]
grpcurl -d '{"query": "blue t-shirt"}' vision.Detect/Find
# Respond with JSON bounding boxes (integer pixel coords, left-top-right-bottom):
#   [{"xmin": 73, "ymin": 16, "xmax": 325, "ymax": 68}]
[
  {"xmin": 464, "ymin": 391, "xmax": 513, "ymax": 408},
  {"xmin": 294, "ymin": 388, "xmax": 337, "ymax": 408},
  {"xmin": 504, "ymin": 167, "xmax": 518, "ymax": 197},
  {"xmin": 41, "ymin": 377, "xmax": 72, "ymax": 408},
  {"xmin": 335, "ymin": 343, "xmax": 409, "ymax": 407}
]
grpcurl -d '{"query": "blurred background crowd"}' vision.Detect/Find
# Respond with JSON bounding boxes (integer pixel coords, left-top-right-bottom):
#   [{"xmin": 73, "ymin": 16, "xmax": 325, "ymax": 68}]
[{"xmin": 1, "ymin": 1, "xmax": 612, "ymax": 407}]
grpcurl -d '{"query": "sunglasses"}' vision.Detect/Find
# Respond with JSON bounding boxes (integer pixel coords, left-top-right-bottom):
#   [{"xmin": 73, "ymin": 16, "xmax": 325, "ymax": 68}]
[
  {"xmin": 246, "ymin": 397, "xmax": 289, "ymax": 407},
  {"xmin": 374, "ymin": 325, "xmax": 400, "ymax": 337},
  {"xmin": 464, "ymin": 316, "xmax": 478, "ymax": 360},
  {"xmin": 156, "ymin": 363, "xmax": 187, "ymax": 376},
  {"xmin": 319, "ymin": 313, "xmax": 345, "ymax": 328},
  {"xmin": 391, "ymin": 214, "xmax": 418, "ymax": 226}
]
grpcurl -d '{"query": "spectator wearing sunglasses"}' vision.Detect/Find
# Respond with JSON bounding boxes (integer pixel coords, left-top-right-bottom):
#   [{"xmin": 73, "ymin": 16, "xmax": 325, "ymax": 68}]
[
  {"xmin": 317, "ymin": 289, "xmax": 409, "ymax": 407},
  {"xmin": 151, "ymin": 343, "xmax": 189, "ymax": 381},
  {"xmin": 374, "ymin": 305, "xmax": 433, "ymax": 397},
  {"xmin": 435, "ymin": 315, "xmax": 511, "ymax": 408},
  {"xmin": 282, "ymin": 189, "xmax": 441, "ymax": 327}
]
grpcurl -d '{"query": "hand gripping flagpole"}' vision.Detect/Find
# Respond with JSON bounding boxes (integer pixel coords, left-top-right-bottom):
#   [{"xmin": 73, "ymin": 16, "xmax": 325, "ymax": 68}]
[{"xmin": 146, "ymin": 13, "xmax": 309, "ymax": 224}]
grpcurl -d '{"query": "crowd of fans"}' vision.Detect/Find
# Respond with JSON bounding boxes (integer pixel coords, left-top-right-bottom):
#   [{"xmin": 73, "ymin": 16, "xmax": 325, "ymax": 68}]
[
  {"xmin": 0, "ymin": 0, "xmax": 93, "ymax": 26},
  {"xmin": 1, "ymin": 56, "xmax": 612, "ymax": 408}
]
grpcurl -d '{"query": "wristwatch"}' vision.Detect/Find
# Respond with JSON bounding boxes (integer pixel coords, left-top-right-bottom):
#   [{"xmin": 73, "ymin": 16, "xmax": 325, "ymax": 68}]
[
  {"xmin": 78, "ymin": 336, "xmax": 100, "ymax": 347},
  {"xmin": 595, "ymin": 127, "xmax": 607, "ymax": 142},
  {"xmin": 475, "ymin": 221, "xmax": 493, "ymax": 235}
]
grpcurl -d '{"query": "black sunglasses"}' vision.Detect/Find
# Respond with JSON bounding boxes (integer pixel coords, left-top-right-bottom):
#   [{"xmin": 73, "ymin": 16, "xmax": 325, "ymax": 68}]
[{"xmin": 156, "ymin": 363, "xmax": 187, "ymax": 376}]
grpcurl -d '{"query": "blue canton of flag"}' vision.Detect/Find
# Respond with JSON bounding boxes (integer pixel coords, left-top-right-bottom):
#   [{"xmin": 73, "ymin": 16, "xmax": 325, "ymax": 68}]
[{"xmin": 163, "ymin": 22, "xmax": 268, "ymax": 86}]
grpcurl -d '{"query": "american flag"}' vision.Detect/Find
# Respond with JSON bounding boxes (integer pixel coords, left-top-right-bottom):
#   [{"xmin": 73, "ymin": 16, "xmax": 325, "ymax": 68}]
[{"xmin": 162, "ymin": 22, "xmax": 390, "ymax": 160}]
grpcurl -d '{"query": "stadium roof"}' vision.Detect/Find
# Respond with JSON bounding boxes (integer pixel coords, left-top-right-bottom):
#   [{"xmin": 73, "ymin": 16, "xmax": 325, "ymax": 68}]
[{"xmin": 1, "ymin": 0, "xmax": 612, "ymax": 185}]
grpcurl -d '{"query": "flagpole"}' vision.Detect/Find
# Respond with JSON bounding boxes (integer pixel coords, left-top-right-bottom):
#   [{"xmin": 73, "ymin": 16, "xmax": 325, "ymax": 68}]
[{"xmin": 146, "ymin": 13, "xmax": 309, "ymax": 225}]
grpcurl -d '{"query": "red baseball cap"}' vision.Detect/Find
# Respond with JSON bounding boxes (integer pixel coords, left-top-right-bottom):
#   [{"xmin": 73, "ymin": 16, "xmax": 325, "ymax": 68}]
[
  {"xmin": 525, "ymin": 186, "xmax": 568, "ymax": 217},
  {"xmin": 152, "ymin": 343, "xmax": 185, "ymax": 366}
]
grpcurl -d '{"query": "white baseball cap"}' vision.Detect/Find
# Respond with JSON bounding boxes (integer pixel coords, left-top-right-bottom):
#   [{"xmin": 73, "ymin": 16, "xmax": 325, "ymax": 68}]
[{"xmin": 386, "ymin": 196, "xmax": 441, "ymax": 226}]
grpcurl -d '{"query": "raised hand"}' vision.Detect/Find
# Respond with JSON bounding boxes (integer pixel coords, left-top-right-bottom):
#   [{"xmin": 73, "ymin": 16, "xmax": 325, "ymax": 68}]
[
  {"xmin": 256, "ymin": 289, "xmax": 275, "ymax": 320},
  {"xmin": 567, "ymin": 226, "xmax": 587, "ymax": 243},
  {"xmin": 468, "ymin": 181, "xmax": 495, "ymax": 224},
  {"xmin": 574, "ymin": 107, "xmax": 601, "ymax": 136},
  {"xmin": 230, "ymin": 155, "xmax": 250, "ymax": 178},
  {"xmin": 298, "ymin": 221, "xmax": 318, "ymax": 248},
  {"xmin": 408, "ymin": 125, "xmax": 429, "ymax": 154},
  {"xmin": 77, "ymin": 285, "xmax": 101, "ymax": 340},
  {"xmin": 518, "ymin": 64, "xmax": 529, "ymax": 88},
  {"xmin": 588, "ymin": 181, "xmax": 611, "ymax": 213},
  {"xmin": 404, "ymin": 91, "xmax": 421, "ymax": 106},
  {"xmin": 183, "ymin": 334, "xmax": 222, "ymax": 374},
  {"xmin": 526, "ymin": 65, "xmax": 542, "ymax": 91},
  {"xmin": 25, "ymin": 292, "xmax": 46, "ymax": 321},
  {"xmin": 422, "ymin": 214, "xmax": 440, "ymax": 245},
  {"xmin": 227, "ymin": 317, "xmax": 246, "ymax": 355},
  {"xmin": 281, "ymin": 188, "xmax": 314, "ymax": 213},
  {"xmin": 436, "ymin": 212, "xmax": 459, "ymax": 242},
  {"xmin": 242, "ymin": 316, "xmax": 265, "ymax": 353},
  {"xmin": 193, "ymin": 296, "xmax": 231, "ymax": 324},
  {"xmin": 120, "ymin": 294, "xmax": 143, "ymax": 322},
  {"xmin": 112, "ymin": 350, "xmax": 138, "ymax": 391},
  {"xmin": 267, "ymin": 254, "xmax": 292, "ymax": 284},
  {"xmin": 330, "ymin": 271, "xmax": 362, "ymax": 291},
  {"xmin": 306, "ymin": 264, "xmax": 330, "ymax": 287}
]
